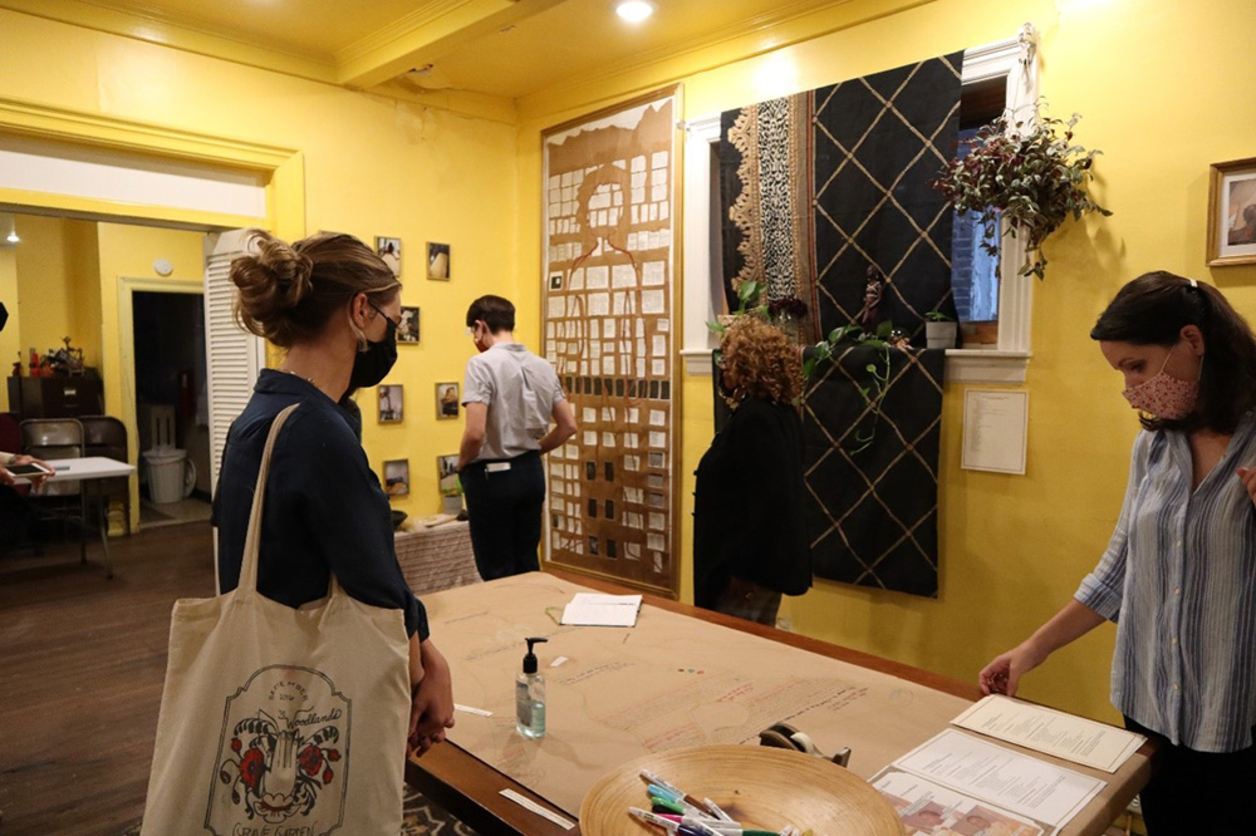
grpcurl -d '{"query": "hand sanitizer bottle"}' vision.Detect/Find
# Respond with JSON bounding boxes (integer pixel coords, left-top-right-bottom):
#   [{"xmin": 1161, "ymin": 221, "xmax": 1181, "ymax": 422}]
[{"xmin": 516, "ymin": 637, "xmax": 548, "ymax": 739}]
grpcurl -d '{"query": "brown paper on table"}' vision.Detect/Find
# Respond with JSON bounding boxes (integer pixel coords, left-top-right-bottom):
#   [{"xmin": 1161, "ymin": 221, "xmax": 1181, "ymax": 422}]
[{"xmin": 421, "ymin": 574, "xmax": 1147, "ymax": 836}]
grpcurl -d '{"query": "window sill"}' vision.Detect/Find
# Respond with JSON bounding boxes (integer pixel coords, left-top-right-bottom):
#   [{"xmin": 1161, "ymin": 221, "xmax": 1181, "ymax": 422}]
[
  {"xmin": 945, "ymin": 349, "xmax": 1030, "ymax": 384},
  {"xmin": 681, "ymin": 348, "xmax": 715, "ymax": 376}
]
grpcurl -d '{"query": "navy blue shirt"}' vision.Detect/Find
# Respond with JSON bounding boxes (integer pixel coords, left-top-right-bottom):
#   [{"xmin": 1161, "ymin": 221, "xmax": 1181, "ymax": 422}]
[{"xmin": 213, "ymin": 370, "xmax": 428, "ymax": 640}]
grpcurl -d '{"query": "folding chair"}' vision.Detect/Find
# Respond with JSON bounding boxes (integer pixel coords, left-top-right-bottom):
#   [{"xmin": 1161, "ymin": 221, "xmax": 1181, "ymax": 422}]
[{"xmin": 20, "ymin": 418, "xmax": 87, "ymax": 561}]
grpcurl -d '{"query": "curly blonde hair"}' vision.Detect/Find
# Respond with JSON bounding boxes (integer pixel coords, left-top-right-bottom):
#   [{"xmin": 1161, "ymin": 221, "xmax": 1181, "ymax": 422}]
[{"xmin": 721, "ymin": 316, "xmax": 802, "ymax": 404}]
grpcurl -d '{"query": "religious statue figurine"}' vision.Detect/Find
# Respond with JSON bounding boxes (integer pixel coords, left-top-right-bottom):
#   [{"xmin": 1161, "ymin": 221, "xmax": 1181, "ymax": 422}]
[{"xmin": 857, "ymin": 265, "xmax": 884, "ymax": 330}]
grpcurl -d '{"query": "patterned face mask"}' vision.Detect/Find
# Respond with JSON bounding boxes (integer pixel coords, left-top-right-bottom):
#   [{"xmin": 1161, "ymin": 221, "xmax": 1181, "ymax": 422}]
[{"xmin": 1121, "ymin": 343, "xmax": 1200, "ymax": 420}]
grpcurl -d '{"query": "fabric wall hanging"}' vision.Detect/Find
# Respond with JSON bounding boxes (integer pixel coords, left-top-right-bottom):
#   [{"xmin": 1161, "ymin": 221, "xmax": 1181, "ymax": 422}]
[
  {"xmin": 720, "ymin": 52, "xmax": 964, "ymax": 341},
  {"xmin": 541, "ymin": 86, "xmax": 681, "ymax": 598},
  {"xmin": 802, "ymin": 346, "xmax": 944, "ymax": 597},
  {"xmin": 719, "ymin": 53, "xmax": 961, "ymax": 597}
]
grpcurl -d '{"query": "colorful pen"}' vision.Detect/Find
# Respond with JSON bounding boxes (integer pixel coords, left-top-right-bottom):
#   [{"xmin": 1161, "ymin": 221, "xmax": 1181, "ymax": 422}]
[
  {"xmin": 640, "ymin": 770, "xmax": 714, "ymax": 815},
  {"xmin": 703, "ymin": 798, "xmax": 735, "ymax": 823},
  {"xmin": 655, "ymin": 814, "xmax": 779, "ymax": 836}
]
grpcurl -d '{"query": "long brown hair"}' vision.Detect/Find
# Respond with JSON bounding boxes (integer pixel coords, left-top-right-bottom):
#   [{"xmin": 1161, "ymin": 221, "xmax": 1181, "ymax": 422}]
[
  {"xmin": 1090, "ymin": 271, "xmax": 1256, "ymax": 434},
  {"xmin": 231, "ymin": 230, "xmax": 400, "ymax": 348}
]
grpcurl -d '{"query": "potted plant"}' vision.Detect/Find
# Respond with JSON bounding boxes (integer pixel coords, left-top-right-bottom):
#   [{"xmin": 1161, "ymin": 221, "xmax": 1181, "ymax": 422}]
[
  {"xmin": 924, "ymin": 309, "xmax": 958, "ymax": 349},
  {"xmin": 933, "ymin": 105, "xmax": 1112, "ymax": 280}
]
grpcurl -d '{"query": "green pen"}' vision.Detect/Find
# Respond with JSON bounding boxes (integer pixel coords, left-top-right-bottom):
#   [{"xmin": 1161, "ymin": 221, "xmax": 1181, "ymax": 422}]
[{"xmin": 651, "ymin": 795, "xmax": 686, "ymax": 815}]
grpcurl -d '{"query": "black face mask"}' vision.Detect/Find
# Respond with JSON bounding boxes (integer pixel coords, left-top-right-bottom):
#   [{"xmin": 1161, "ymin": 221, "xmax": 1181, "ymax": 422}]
[{"xmin": 349, "ymin": 309, "xmax": 398, "ymax": 390}]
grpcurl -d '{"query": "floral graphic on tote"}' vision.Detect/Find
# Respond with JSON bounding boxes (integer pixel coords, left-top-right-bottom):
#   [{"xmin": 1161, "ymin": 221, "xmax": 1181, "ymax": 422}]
[{"xmin": 206, "ymin": 666, "xmax": 350, "ymax": 835}]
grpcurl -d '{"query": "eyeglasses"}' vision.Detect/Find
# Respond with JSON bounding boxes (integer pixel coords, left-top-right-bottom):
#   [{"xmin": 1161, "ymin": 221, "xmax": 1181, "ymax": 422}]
[{"xmin": 368, "ymin": 300, "xmax": 402, "ymax": 330}]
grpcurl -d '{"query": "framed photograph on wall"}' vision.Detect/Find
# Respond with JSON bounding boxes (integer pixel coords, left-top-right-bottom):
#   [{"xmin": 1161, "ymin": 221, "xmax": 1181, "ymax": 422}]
[
  {"xmin": 436, "ymin": 454, "xmax": 459, "ymax": 495},
  {"xmin": 427, "ymin": 242, "xmax": 450, "ymax": 280},
  {"xmin": 383, "ymin": 459, "xmax": 410, "ymax": 497},
  {"xmin": 398, "ymin": 306, "xmax": 420, "ymax": 344},
  {"xmin": 378, "ymin": 384, "xmax": 404, "ymax": 423},
  {"xmin": 375, "ymin": 236, "xmax": 402, "ymax": 276},
  {"xmin": 1208, "ymin": 157, "xmax": 1256, "ymax": 266},
  {"xmin": 435, "ymin": 382, "xmax": 460, "ymax": 419}
]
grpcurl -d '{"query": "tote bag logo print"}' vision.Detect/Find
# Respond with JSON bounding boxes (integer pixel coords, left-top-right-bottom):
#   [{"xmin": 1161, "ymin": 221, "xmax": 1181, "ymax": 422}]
[{"xmin": 207, "ymin": 665, "xmax": 351, "ymax": 834}]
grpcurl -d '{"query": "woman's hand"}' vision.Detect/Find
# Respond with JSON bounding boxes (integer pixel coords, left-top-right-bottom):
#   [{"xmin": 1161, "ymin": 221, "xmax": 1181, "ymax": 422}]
[
  {"xmin": 408, "ymin": 639, "xmax": 455, "ymax": 758},
  {"xmin": 1, "ymin": 455, "xmax": 52, "ymax": 490},
  {"xmin": 1236, "ymin": 467, "xmax": 1256, "ymax": 508},
  {"xmin": 979, "ymin": 640, "xmax": 1048, "ymax": 697}
]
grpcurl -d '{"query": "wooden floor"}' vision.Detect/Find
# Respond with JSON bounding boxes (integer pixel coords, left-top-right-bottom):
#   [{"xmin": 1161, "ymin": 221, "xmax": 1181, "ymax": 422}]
[{"xmin": 0, "ymin": 522, "xmax": 217, "ymax": 836}]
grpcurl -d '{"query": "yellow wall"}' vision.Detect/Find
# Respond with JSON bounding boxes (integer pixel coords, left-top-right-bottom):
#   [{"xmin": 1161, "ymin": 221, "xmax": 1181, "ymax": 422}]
[
  {"xmin": 0, "ymin": 244, "xmax": 16, "ymax": 411},
  {"xmin": 515, "ymin": 0, "xmax": 1256, "ymax": 726},
  {"xmin": 11, "ymin": 215, "xmax": 103, "ymax": 372},
  {"xmin": 0, "ymin": 8, "xmax": 521, "ymax": 521}
]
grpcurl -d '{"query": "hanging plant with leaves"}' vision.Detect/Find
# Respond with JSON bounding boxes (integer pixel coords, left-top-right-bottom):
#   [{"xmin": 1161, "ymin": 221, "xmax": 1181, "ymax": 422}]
[
  {"xmin": 803, "ymin": 321, "xmax": 895, "ymax": 455},
  {"xmin": 933, "ymin": 104, "xmax": 1112, "ymax": 280}
]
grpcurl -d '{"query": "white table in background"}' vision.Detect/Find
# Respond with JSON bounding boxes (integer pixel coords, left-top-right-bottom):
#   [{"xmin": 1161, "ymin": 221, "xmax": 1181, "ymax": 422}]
[{"xmin": 20, "ymin": 456, "xmax": 136, "ymax": 578}]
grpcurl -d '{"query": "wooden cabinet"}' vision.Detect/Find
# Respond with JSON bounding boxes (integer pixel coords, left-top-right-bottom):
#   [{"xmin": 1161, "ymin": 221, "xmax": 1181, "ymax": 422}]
[{"xmin": 7, "ymin": 376, "xmax": 104, "ymax": 419}]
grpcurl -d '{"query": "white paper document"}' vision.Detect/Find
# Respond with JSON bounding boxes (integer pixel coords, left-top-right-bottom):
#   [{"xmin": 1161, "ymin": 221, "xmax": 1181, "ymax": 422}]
[
  {"xmin": 560, "ymin": 593, "xmax": 643, "ymax": 627},
  {"xmin": 872, "ymin": 768, "xmax": 1055, "ymax": 835},
  {"xmin": 962, "ymin": 389, "xmax": 1028, "ymax": 474},
  {"xmin": 891, "ymin": 729, "xmax": 1105, "ymax": 828},
  {"xmin": 953, "ymin": 695, "xmax": 1147, "ymax": 773}
]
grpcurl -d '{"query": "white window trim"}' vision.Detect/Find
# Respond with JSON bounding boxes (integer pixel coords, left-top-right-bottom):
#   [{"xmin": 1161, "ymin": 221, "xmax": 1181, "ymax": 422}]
[{"xmin": 681, "ymin": 26, "xmax": 1039, "ymax": 383}]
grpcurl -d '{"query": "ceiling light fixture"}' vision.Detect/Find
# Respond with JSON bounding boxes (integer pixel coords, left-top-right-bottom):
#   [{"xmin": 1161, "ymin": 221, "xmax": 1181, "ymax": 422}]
[{"xmin": 616, "ymin": 0, "xmax": 655, "ymax": 23}]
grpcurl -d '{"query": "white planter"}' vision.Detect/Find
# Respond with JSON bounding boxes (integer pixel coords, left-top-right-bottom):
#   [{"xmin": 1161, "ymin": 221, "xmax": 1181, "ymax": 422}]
[{"xmin": 925, "ymin": 321, "xmax": 958, "ymax": 350}]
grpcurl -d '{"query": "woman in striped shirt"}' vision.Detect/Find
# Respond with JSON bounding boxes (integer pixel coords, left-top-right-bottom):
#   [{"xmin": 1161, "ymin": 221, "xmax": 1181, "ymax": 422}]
[{"xmin": 980, "ymin": 271, "xmax": 1256, "ymax": 834}]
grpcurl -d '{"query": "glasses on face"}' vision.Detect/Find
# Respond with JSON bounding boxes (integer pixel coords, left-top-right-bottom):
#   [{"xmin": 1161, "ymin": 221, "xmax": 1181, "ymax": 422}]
[{"xmin": 368, "ymin": 300, "xmax": 402, "ymax": 330}]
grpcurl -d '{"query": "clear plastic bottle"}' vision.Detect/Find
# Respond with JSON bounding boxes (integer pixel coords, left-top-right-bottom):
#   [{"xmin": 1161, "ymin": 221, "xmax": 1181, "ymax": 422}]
[{"xmin": 515, "ymin": 637, "xmax": 548, "ymax": 739}]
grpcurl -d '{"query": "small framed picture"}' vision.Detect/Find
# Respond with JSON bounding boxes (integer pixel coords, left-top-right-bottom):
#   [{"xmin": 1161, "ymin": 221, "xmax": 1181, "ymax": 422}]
[
  {"xmin": 436, "ymin": 382, "xmax": 460, "ymax": 419},
  {"xmin": 383, "ymin": 459, "xmax": 410, "ymax": 497},
  {"xmin": 398, "ymin": 306, "xmax": 420, "ymax": 344},
  {"xmin": 427, "ymin": 242, "xmax": 451, "ymax": 280},
  {"xmin": 378, "ymin": 384, "xmax": 404, "ymax": 423},
  {"xmin": 1208, "ymin": 157, "xmax": 1256, "ymax": 266},
  {"xmin": 375, "ymin": 237, "xmax": 402, "ymax": 277},
  {"xmin": 437, "ymin": 454, "xmax": 459, "ymax": 495}
]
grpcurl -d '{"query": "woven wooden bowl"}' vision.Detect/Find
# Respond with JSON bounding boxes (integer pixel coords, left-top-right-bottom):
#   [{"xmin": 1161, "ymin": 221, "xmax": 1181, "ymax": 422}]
[{"xmin": 580, "ymin": 745, "xmax": 903, "ymax": 836}]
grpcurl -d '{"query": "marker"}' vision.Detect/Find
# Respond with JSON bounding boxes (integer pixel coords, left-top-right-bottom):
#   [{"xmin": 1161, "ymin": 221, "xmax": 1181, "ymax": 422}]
[
  {"xmin": 703, "ymin": 798, "xmax": 735, "ymax": 823},
  {"xmin": 651, "ymin": 795, "xmax": 686, "ymax": 815},
  {"xmin": 655, "ymin": 815, "xmax": 778, "ymax": 836},
  {"xmin": 630, "ymin": 807, "xmax": 683, "ymax": 832},
  {"xmin": 648, "ymin": 784, "xmax": 707, "ymax": 816},
  {"xmin": 640, "ymin": 770, "xmax": 713, "ymax": 815}
]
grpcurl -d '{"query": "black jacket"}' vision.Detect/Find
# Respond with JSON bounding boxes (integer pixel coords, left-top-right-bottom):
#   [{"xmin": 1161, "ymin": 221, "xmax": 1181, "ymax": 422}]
[
  {"xmin": 693, "ymin": 396, "xmax": 811, "ymax": 608},
  {"xmin": 212, "ymin": 370, "xmax": 428, "ymax": 639}
]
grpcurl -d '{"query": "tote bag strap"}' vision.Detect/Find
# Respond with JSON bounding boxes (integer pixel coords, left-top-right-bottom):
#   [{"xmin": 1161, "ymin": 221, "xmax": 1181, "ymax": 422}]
[{"xmin": 237, "ymin": 403, "xmax": 300, "ymax": 594}]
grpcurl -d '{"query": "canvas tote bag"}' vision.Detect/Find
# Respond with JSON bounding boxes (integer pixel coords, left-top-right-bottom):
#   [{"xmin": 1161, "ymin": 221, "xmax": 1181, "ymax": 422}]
[{"xmin": 142, "ymin": 404, "xmax": 410, "ymax": 834}]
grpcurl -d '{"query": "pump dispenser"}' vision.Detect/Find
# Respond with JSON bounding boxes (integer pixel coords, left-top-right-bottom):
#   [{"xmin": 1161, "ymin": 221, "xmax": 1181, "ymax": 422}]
[{"xmin": 516, "ymin": 637, "xmax": 548, "ymax": 738}]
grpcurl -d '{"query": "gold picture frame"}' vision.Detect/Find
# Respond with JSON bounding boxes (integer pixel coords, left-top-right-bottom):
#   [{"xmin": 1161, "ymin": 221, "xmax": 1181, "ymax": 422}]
[{"xmin": 1208, "ymin": 157, "xmax": 1256, "ymax": 266}]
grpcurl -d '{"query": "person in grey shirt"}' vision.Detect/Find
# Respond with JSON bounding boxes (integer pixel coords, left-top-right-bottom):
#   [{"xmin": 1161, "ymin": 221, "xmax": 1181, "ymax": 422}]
[{"xmin": 457, "ymin": 295, "xmax": 576, "ymax": 579}]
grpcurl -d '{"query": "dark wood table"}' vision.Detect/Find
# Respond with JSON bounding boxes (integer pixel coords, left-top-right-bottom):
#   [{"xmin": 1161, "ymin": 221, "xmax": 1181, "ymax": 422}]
[{"xmin": 404, "ymin": 569, "xmax": 1153, "ymax": 835}]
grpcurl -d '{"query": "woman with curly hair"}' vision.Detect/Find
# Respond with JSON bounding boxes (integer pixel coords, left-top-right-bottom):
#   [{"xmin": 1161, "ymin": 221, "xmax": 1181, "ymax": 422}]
[{"xmin": 693, "ymin": 316, "xmax": 812, "ymax": 624}]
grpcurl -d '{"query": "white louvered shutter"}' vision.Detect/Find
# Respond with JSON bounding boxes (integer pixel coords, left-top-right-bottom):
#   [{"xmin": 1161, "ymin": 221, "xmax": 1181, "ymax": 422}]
[{"xmin": 203, "ymin": 229, "xmax": 265, "ymax": 491}]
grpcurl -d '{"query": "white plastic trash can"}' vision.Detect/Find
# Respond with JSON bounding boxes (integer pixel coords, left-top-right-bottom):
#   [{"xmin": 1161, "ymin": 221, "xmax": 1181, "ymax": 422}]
[{"xmin": 143, "ymin": 448, "xmax": 197, "ymax": 504}]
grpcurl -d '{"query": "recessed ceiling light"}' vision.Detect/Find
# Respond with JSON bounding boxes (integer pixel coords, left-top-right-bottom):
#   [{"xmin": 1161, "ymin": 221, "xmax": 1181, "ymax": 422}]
[{"xmin": 616, "ymin": 0, "xmax": 655, "ymax": 23}]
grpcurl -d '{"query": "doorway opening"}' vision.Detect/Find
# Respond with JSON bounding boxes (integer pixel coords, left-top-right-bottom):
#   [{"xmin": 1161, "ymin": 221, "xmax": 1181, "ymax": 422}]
[{"xmin": 131, "ymin": 289, "xmax": 212, "ymax": 528}]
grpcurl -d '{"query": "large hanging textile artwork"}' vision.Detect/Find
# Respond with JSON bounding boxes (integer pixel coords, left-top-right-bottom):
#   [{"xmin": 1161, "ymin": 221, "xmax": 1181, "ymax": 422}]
[
  {"xmin": 719, "ymin": 54, "xmax": 962, "ymax": 597},
  {"xmin": 541, "ymin": 87, "xmax": 681, "ymax": 597}
]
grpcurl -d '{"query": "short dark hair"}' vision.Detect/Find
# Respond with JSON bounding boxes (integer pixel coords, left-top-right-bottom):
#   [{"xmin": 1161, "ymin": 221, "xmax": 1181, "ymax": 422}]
[
  {"xmin": 466, "ymin": 295, "xmax": 515, "ymax": 333},
  {"xmin": 1090, "ymin": 270, "xmax": 1256, "ymax": 434}
]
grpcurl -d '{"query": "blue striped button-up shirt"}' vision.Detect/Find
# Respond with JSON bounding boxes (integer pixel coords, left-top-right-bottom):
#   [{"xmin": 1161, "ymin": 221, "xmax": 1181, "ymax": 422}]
[{"xmin": 1076, "ymin": 415, "xmax": 1256, "ymax": 753}]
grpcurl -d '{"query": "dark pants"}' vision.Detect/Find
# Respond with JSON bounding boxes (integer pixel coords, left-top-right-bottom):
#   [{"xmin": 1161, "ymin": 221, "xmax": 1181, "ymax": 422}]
[
  {"xmin": 460, "ymin": 452, "xmax": 545, "ymax": 581},
  {"xmin": 713, "ymin": 577, "xmax": 782, "ymax": 626},
  {"xmin": 1125, "ymin": 716, "xmax": 1256, "ymax": 833}
]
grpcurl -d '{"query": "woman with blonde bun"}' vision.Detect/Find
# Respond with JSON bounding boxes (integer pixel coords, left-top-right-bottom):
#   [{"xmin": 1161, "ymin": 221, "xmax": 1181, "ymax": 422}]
[{"xmin": 213, "ymin": 230, "xmax": 454, "ymax": 762}]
